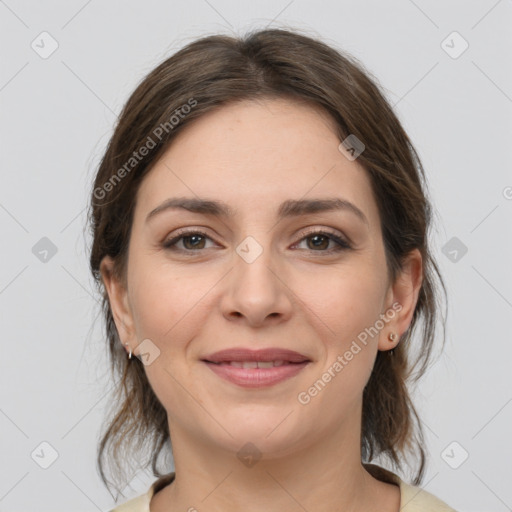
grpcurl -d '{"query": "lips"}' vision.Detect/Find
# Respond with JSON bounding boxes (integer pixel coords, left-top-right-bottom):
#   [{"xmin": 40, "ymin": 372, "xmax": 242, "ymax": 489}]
[
  {"xmin": 201, "ymin": 347, "xmax": 311, "ymax": 388},
  {"xmin": 201, "ymin": 347, "xmax": 311, "ymax": 364},
  {"xmin": 221, "ymin": 360, "xmax": 288, "ymax": 368}
]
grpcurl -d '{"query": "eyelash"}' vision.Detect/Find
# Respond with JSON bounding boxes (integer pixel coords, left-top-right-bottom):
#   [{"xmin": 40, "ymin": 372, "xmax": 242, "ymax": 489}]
[{"xmin": 162, "ymin": 228, "xmax": 352, "ymax": 254}]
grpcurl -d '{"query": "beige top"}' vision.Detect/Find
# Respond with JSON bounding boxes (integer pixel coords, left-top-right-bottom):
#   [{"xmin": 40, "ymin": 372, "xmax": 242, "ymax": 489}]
[{"xmin": 109, "ymin": 464, "xmax": 457, "ymax": 511}]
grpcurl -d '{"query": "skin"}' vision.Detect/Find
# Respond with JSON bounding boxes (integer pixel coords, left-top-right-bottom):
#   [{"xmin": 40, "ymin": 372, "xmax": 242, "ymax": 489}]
[{"xmin": 101, "ymin": 98, "xmax": 422, "ymax": 512}]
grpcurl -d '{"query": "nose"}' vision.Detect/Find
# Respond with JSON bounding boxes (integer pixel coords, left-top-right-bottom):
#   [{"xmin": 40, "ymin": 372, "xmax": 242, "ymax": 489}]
[{"xmin": 220, "ymin": 238, "xmax": 294, "ymax": 328}]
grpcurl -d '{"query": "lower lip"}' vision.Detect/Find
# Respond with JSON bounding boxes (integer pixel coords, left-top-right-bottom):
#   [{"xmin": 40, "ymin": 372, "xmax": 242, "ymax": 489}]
[{"xmin": 203, "ymin": 361, "xmax": 310, "ymax": 388}]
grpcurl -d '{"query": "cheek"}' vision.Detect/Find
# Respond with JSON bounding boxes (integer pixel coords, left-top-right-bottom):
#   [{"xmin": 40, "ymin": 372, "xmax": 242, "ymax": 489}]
[
  {"xmin": 296, "ymin": 272, "xmax": 382, "ymax": 415},
  {"xmin": 295, "ymin": 263, "xmax": 386, "ymax": 342},
  {"xmin": 128, "ymin": 263, "xmax": 212, "ymax": 344}
]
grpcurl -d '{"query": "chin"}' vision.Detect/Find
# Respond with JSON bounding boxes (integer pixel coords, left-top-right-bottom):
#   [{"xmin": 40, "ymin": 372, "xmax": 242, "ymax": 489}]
[{"xmin": 215, "ymin": 419, "xmax": 307, "ymax": 456}]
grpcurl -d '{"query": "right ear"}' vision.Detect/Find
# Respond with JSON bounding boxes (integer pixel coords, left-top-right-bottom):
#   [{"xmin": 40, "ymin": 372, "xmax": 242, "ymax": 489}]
[{"xmin": 99, "ymin": 255, "xmax": 136, "ymax": 350}]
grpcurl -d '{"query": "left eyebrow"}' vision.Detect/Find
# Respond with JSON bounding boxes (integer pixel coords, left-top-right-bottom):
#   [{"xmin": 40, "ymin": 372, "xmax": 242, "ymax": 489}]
[
  {"xmin": 145, "ymin": 196, "xmax": 369, "ymax": 227},
  {"xmin": 277, "ymin": 198, "xmax": 368, "ymax": 226}
]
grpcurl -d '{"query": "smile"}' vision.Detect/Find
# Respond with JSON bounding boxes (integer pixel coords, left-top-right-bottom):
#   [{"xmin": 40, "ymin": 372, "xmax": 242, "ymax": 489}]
[
  {"xmin": 209, "ymin": 360, "xmax": 293, "ymax": 368},
  {"xmin": 202, "ymin": 360, "xmax": 310, "ymax": 388},
  {"xmin": 201, "ymin": 347, "xmax": 312, "ymax": 388}
]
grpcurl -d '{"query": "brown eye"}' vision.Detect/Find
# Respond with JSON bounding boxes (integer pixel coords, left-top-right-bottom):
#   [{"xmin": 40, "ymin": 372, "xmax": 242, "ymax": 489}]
[
  {"xmin": 163, "ymin": 230, "xmax": 214, "ymax": 252},
  {"xmin": 182, "ymin": 234, "xmax": 207, "ymax": 250},
  {"xmin": 295, "ymin": 230, "xmax": 351, "ymax": 253},
  {"xmin": 307, "ymin": 234, "xmax": 330, "ymax": 250}
]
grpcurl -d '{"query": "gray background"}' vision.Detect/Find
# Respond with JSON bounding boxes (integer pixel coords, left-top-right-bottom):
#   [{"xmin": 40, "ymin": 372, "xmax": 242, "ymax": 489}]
[{"xmin": 1, "ymin": 1, "xmax": 511, "ymax": 511}]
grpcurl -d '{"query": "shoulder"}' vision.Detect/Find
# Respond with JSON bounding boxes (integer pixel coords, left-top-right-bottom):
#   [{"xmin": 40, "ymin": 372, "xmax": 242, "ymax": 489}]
[
  {"xmin": 363, "ymin": 463, "xmax": 458, "ymax": 512},
  {"xmin": 108, "ymin": 468, "xmax": 458, "ymax": 512},
  {"xmin": 399, "ymin": 480, "xmax": 458, "ymax": 511},
  {"xmin": 108, "ymin": 472, "xmax": 175, "ymax": 512},
  {"xmin": 108, "ymin": 493, "xmax": 150, "ymax": 512}
]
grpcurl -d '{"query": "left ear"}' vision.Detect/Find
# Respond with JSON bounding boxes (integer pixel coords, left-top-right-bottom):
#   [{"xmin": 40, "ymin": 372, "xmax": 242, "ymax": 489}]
[{"xmin": 378, "ymin": 248, "xmax": 423, "ymax": 351}]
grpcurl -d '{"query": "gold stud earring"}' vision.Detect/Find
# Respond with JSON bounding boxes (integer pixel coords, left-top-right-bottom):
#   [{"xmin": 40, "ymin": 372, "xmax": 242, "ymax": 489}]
[{"xmin": 388, "ymin": 332, "xmax": 397, "ymax": 342}]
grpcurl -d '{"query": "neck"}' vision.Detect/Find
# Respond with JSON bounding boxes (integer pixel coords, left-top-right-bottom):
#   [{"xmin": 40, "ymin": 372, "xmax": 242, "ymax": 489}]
[{"xmin": 150, "ymin": 404, "xmax": 399, "ymax": 512}]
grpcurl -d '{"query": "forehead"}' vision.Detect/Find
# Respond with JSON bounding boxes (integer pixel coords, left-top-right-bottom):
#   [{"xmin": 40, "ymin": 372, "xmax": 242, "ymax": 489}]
[{"xmin": 134, "ymin": 98, "xmax": 379, "ymax": 228}]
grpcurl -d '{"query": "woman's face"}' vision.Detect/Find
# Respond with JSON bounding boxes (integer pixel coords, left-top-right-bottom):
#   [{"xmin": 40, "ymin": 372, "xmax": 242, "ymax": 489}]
[{"xmin": 101, "ymin": 98, "xmax": 421, "ymax": 458}]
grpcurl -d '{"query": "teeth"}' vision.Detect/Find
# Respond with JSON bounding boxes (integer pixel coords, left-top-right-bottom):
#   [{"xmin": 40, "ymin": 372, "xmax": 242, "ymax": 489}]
[
  {"xmin": 256, "ymin": 361, "xmax": 274, "ymax": 368},
  {"xmin": 227, "ymin": 360, "xmax": 288, "ymax": 368}
]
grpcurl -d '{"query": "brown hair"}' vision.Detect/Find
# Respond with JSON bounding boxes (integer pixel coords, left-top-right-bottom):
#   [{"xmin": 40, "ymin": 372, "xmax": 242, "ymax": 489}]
[{"xmin": 88, "ymin": 27, "xmax": 447, "ymax": 497}]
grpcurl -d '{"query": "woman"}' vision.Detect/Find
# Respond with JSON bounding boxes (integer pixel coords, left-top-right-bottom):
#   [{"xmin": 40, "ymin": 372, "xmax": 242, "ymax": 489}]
[{"xmin": 89, "ymin": 28, "xmax": 457, "ymax": 512}]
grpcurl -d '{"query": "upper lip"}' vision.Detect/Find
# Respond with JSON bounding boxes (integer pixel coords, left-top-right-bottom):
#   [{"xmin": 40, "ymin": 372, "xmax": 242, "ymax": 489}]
[{"xmin": 202, "ymin": 348, "xmax": 311, "ymax": 363}]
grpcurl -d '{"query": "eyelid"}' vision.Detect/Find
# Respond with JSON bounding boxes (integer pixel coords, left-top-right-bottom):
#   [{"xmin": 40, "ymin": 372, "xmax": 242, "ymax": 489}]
[
  {"xmin": 296, "ymin": 226, "xmax": 351, "ymax": 243},
  {"xmin": 163, "ymin": 226, "xmax": 352, "ymax": 253},
  {"xmin": 292, "ymin": 227, "xmax": 352, "ymax": 251},
  {"xmin": 162, "ymin": 228, "xmax": 216, "ymax": 248}
]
